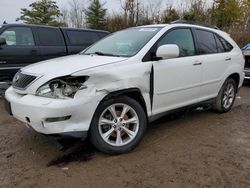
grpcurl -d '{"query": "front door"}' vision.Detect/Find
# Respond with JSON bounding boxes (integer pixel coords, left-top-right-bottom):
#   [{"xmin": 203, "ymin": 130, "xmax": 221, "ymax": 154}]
[
  {"xmin": 152, "ymin": 28, "xmax": 202, "ymax": 115},
  {"xmin": 0, "ymin": 26, "xmax": 40, "ymax": 78}
]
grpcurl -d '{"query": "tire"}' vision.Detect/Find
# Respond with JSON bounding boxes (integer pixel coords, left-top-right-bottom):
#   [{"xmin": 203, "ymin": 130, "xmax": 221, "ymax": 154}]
[
  {"xmin": 90, "ymin": 96, "xmax": 147, "ymax": 154},
  {"xmin": 213, "ymin": 78, "xmax": 237, "ymax": 113}
]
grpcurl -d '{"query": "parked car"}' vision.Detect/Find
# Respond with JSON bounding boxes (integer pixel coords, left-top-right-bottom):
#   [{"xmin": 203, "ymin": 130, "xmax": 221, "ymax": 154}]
[
  {"xmin": 0, "ymin": 24, "xmax": 110, "ymax": 81},
  {"xmin": 242, "ymin": 43, "xmax": 250, "ymax": 80},
  {"xmin": 4, "ymin": 21, "xmax": 245, "ymax": 154}
]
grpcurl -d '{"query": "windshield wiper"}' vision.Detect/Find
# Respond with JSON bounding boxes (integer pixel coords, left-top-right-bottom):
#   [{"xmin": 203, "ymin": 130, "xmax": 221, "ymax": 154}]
[{"xmin": 84, "ymin": 51, "xmax": 122, "ymax": 57}]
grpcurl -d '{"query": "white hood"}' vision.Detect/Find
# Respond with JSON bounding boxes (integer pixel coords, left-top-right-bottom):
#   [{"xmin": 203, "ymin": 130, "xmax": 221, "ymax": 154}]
[{"xmin": 22, "ymin": 54, "xmax": 127, "ymax": 76}]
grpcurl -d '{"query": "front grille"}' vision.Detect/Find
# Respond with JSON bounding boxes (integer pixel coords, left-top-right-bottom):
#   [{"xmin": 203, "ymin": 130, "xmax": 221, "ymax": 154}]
[
  {"xmin": 12, "ymin": 72, "xmax": 37, "ymax": 89},
  {"xmin": 245, "ymin": 56, "xmax": 250, "ymax": 69}
]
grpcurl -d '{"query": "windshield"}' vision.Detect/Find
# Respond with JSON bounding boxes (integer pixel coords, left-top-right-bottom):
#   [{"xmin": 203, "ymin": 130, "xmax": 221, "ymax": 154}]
[
  {"xmin": 242, "ymin": 43, "xmax": 250, "ymax": 50},
  {"xmin": 82, "ymin": 27, "xmax": 162, "ymax": 57}
]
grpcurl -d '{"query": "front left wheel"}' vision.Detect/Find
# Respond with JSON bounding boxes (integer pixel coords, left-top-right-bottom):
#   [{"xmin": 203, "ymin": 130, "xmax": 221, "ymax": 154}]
[{"xmin": 90, "ymin": 96, "xmax": 147, "ymax": 154}]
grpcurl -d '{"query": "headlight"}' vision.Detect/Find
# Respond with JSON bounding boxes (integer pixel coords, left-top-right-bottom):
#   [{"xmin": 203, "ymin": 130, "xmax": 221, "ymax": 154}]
[{"xmin": 36, "ymin": 76, "xmax": 89, "ymax": 99}]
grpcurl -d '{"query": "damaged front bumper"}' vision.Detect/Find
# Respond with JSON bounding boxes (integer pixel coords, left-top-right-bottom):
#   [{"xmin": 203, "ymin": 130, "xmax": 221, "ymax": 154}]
[{"xmin": 4, "ymin": 87, "xmax": 101, "ymax": 138}]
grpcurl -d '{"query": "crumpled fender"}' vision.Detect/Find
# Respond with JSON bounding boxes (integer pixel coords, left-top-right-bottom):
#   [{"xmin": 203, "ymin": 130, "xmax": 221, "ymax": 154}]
[{"xmin": 72, "ymin": 62, "xmax": 153, "ymax": 115}]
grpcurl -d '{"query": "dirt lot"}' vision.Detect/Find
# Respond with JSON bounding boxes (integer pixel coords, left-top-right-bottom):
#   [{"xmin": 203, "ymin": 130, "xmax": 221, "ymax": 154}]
[{"xmin": 0, "ymin": 84, "xmax": 250, "ymax": 188}]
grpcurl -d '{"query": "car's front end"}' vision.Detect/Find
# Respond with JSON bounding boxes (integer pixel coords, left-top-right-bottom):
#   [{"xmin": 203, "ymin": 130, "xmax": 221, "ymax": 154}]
[
  {"xmin": 242, "ymin": 44, "xmax": 250, "ymax": 80},
  {"xmin": 5, "ymin": 71, "xmax": 104, "ymax": 138},
  {"xmin": 4, "ymin": 54, "xmax": 131, "ymax": 138}
]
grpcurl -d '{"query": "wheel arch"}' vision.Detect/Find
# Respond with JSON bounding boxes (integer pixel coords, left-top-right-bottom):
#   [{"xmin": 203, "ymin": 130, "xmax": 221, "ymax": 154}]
[
  {"xmin": 100, "ymin": 88, "xmax": 148, "ymax": 118},
  {"xmin": 227, "ymin": 73, "xmax": 240, "ymax": 92}
]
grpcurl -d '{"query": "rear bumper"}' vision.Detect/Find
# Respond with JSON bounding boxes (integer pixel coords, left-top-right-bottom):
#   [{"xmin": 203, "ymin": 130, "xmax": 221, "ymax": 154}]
[{"xmin": 4, "ymin": 87, "xmax": 101, "ymax": 137}]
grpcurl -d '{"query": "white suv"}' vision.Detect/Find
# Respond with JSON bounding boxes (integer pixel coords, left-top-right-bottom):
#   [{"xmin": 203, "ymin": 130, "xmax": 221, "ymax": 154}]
[{"xmin": 4, "ymin": 22, "xmax": 245, "ymax": 154}]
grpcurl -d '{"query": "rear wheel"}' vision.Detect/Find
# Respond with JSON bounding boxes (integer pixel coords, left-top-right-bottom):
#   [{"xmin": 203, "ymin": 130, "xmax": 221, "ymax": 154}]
[
  {"xmin": 214, "ymin": 78, "xmax": 237, "ymax": 113},
  {"xmin": 90, "ymin": 96, "xmax": 147, "ymax": 154}
]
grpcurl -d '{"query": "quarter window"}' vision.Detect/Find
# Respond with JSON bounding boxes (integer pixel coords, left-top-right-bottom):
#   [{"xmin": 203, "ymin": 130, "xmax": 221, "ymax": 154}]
[
  {"xmin": 214, "ymin": 34, "xmax": 225, "ymax": 53},
  {"xmin": 196, "ymin": 29, "xmax": 217, "ymax": 54},
  {"xmin": 1, "ymin": 27, "xmax": 34, "ymax": 46},
  {"xmin": 219, "ymin": 36, "xmax": 233, "ymax": 52},
  {"xmin": 157, "ymin": 28, "xmax": 195, "ymax": 57},
  {"xmin": 66, "ymin": 30, "xmax": 99, "ymax": 46}
]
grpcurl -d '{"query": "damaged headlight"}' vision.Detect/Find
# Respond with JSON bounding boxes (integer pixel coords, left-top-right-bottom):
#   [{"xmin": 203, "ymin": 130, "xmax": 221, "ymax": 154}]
[{"xmin": 36, "ymin": 76, "xmax": 89, "ymax": 99}]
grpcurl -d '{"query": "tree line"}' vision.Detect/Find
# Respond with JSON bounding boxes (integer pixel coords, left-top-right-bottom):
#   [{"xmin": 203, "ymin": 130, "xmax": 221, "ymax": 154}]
[{"xmin": 16, "ymin": 0, "xmax": 250, "ymax": 46}]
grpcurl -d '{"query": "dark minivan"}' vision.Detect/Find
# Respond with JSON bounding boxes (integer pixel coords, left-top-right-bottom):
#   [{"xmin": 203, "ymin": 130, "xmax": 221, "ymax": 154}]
[{"xmin": 0, "ymin": 24, "xmax": 109, "ymax": 80}]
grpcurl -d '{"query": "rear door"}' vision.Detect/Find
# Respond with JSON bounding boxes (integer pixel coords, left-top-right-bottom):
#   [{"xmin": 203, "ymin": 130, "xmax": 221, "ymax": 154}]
[
  {"xmin": 34, "ymin": 27, "xmax": 67, "ymax": 61},
  {"xmin": 194, "ymin": 29, "xmax": 234, "ymax": 100},
  {"xmin": 63, "ymin": 29, "xmax": 100, "ymax": 54},
  {"xmin": 0, "ymin": 26, "xmax": 40, "ymax": 72}
]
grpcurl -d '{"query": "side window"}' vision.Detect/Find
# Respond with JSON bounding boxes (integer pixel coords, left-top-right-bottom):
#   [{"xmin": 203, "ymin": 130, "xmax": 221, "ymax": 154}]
[
  {"xmin": 0, "ymin": 27, "xmax": 34, "ymax": 46},
  {"xmin": 219, "ymin": 36, "xmax": 233, "ymax": 52},
  {"xmin": 157, "ymin": 28, "xmax": 195, "ymax": 57},
  {"xmin": 196, "ymin": 29, "xmax": 217, "ymax": 54},
  {"xmin": 214, "ymin": 34, "xmax": 225, "ymax": 53},
  {"xmin": 66, "ymin": 30, "xmax": 99, "ymax": 46},
  {"xmin": 37, "ymin": 28, "xmax": 63, "ymax": 46}
]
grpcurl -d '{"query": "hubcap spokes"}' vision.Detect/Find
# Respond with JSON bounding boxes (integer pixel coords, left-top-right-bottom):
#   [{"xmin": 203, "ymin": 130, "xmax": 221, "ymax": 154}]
[
  {"xmin": 98, "ymin": 103, "xmax": 139, "ymax": 146},
  {"xmin": 222, "ymin": 84, "xmax": 235, "ymax": 109}
]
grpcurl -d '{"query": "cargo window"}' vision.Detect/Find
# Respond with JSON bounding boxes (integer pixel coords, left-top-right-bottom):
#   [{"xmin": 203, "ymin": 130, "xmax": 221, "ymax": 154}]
[
  {"xmin": 157, "ymin": 28, "xmax": 195, "ymax": 57},
  {"xmin": 196, "ymin": 29, "xmax": 217, "ymax": 54},
  {"xmin": 1, "ymin": 27, "xmax": 34, "ymax": 46},
  {"xmin": 67, "ymin": 30, "xmax": 99, "ymax": 46},
  {"xmin": 37, "ymin": 28, "xmax": 63, "ymax": 46}
]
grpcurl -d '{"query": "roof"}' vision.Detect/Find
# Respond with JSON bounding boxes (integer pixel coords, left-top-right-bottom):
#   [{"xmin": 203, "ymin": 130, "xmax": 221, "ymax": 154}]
[{"xmin": 0, "ymin": 23, "xmax": 109, "ymax": 33}]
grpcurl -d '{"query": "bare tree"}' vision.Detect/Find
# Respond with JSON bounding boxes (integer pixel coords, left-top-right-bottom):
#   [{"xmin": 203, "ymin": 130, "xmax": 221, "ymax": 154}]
[
  {"xmin": 68, "ymin": 0, "xmax": 86, "ymax": 28},
  {"xmin": 120, "ymin": 0, "xmax": 141, "ymax": 26}
]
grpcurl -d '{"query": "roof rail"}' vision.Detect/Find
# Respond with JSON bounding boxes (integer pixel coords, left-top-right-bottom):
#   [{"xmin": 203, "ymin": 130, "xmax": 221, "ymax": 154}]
[{"xmin": 171, "ymin": 20, "xmax": 220, "ymax": 30}]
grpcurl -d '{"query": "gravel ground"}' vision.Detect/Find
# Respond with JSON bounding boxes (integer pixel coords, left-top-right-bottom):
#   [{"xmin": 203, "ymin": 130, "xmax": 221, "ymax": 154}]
[
  {"xmin": 0, "ymin": 84, "xmax": 250, "ymax": 188},
  {"xmin": 0, "ymin": 82, "xmax": 11, "ymax": 97}
]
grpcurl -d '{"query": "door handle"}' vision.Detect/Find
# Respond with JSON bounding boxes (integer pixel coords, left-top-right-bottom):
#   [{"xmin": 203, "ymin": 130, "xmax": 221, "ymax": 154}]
[
  {"xmin": 225, "ymin": 57, "xmax": 231, "ymax": 61},
  {"xmin": 30, "ymin": 49, "xmax": 37, "ymax": 55},
  {"xmin": 193, "ymin": 62, "xmax": 202, "ymax": 66}
]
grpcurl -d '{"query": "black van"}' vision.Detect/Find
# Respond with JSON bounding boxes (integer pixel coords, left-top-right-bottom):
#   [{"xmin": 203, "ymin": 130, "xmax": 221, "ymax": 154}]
[{"xmin": 0, "ymin": 24, "xmax": 109, "ymax": 81}]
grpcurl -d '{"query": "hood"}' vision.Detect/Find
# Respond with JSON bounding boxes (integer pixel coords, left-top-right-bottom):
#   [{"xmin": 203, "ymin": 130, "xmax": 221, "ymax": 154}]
[{"xmin": 22, "ymin": 54, "xmax": 128, "ymax": 76}]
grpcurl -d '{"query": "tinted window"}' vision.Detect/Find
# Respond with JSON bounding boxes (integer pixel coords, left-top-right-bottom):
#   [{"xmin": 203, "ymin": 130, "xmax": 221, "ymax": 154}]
[
  {"xmin": 98, "ymin": 32, "xmax": 109, "ymax": 39},
  {"xmin": 37, "ymin": 28, "xmax": 63, "ymax": 46},
  {"xmin": 1, "ymin": 27, "xmax": 34, "ymax": 46},
  {"xmin": 157, "ymin": 28, "xmax": 195, "ymax": 57},
  {"xmin": 219, "ymin": 36, "xmax": 233, "ymax": 52},
  {"xmin": 67, "ymin": 31, "xmax": 99, "ymax": 45},
  {"xmin": 196, "ymin": 29, "xmax": 217, "ymax": 54},
  {"xmin": 214, "ymin": 34, "xmax": 225, "ymax": 53}
]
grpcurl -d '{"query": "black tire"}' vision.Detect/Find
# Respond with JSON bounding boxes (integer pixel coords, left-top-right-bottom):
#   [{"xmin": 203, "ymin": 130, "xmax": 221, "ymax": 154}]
[
  {"xmin": 213, "ymin": 78, "xmax": 237, "ymax": 113},
  {"xmin": 90, "ymin": 96, "xmax": 147, "ymax": 154}
]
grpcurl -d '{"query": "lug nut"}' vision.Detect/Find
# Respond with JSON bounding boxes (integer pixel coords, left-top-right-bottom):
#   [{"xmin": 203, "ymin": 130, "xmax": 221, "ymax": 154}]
[
  {"xmin": 120, "ymin": 118, "xmax": 123, "ymax": 122},
  {"xmin": 114, "ymin": 119, "xmax": 117, "ymax": 123},
  {"xmin": 122, "ymin": 123, "xmax": 125, "ymax": 126}
]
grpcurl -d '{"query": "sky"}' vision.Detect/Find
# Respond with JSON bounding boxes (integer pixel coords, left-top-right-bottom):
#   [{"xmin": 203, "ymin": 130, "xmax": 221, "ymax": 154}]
[
  {"xmin": 0, "ymin": 0, "xmax": 120, "ymax": 24},
  {"xmin": 0, "ymin": 0, "xmax": 212, "ymax": 24}
]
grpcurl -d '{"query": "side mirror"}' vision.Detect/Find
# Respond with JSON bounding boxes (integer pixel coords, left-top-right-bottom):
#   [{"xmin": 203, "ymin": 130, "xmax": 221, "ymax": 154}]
[
  {"xmin": 0, "ymin": 37, "xmax": 6, "ymax": 46},
  {"xmin": 156, "ymin": 44, "xmax": 180, "ymax": 60}
]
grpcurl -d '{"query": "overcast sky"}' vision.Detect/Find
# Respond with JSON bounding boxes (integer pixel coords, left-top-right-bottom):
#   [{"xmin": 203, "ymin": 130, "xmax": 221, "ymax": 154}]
[{"xmin": 0, "ymin": 0, "xmax": 211, "ymax": 24}]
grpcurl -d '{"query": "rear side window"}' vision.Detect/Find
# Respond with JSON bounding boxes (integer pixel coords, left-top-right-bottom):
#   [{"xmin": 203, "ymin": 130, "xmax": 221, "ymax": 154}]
[
  {"xmin": 196, "ymin": 29, "xmax": 217, "ymax": 54},
  {"xmin": 37, "ymin": 28, "xmax": 63, "ymax": 46},
  {"xmin": 66, "ymin": 30, "xmax": 99, "ymax": 46},
  {"xmin": 214, "ymin": 34, "xmax": 225, "ymax": 53},
  {"xmin": 219, "ymin": 36, "xmax": 233, "ymax": 52},
  {"xmin": 1, "ymin": 27, "xmax": 34, "ymax": 46},
  {"xmin": 157, "ymin": 28, "xmax": 195, "ymax": 57}
]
